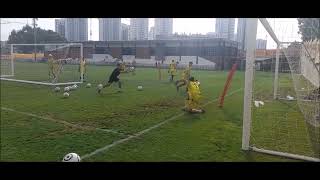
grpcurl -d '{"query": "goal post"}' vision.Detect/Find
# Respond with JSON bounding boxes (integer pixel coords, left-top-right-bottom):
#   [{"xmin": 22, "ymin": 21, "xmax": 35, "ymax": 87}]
[
  {"xmin": 0, "ymin": 43, "xmax": 84, "ymax": 86},
  {"xmin": 242, "ymin": 18, "xmax": 320, "ymax": 162}
]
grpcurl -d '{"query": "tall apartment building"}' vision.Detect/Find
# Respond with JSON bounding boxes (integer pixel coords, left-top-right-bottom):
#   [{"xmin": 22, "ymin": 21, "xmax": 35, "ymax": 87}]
[
  {"xmin": 99, "ymin": 18, "xmax": 121, "ymax": 41},
  {"xmin": 129, "ymin": 18, "xmax": 149, "ymax": 40},
  {"xmin": 154, "ymin": 18, "xmax": 173, "ymax": 40},
  {"xmin": 148, "ymin": 26, "xmax": 155, "ymax": 40},
  {"xmin": 215, "ymin": 18, "xmax": 235, "ymax": 40},
  {"xmin": 236, "ymin": 18, "xmax": 246, "ymax": 50},
  {"xmin": 121, "ymin": 23, "xmax": 129, "ymax": 41},
  {"xmin": 256, "ymin": 39, "xmax": 267, "ymax": 49},
  {"xmin": 55, "ymin": 19, "xmax": 65, "ymax": 38},
  {"xmin": 65, "ymin": 18, "xmax": 88, "ymax": 42}
]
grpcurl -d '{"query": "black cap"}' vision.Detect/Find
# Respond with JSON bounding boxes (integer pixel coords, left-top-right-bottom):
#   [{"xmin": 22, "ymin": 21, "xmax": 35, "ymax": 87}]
[{"xmin": 189, "ymin": 77, "xmax": 195, "ymax": 81}]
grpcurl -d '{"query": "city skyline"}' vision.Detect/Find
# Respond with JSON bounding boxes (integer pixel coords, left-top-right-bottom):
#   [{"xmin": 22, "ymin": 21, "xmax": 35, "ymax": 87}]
[{"xmin": 1, "ymin": 18, "xmax": 301, "ymax": 49}]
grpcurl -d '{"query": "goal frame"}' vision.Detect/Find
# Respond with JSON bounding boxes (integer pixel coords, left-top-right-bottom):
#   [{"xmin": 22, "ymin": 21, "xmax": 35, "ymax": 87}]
[
  {"xmin": 242, "ymin": 18, "xmax": 320, "ymax": 162},
  {"xmin": 0, "ymin": 43, "xmax": 84, "ymax": 86}
]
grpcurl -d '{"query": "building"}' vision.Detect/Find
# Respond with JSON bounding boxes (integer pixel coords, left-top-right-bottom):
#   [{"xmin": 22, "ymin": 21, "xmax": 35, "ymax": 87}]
[
  {"xmin": 65, "ymin": 18, "xmax": 88, "ymax": 42},
  {"xmin": 69, "ymin": 39, "xmax": 240, "ymax": 70},
  {"xmin": 55, "ymin": 19, "xmax": 65, "ymax": 38},
  {"xmin": 154, "ymin": 18, "xmax": 173, "ymax": 40},
  {"xmin": 148, "ymin": 27, "xmax": 155, "ymax": 40},
  {"xmin": 121, "ymin": 23, "xmax": 129, "ymax": 41},
  {"xmin": 129, "ymin": 18, "xmax": 149, "ymax": 40},
  {"xmin": 256, "ymin": 39, "xmax": 267, "ymax": 49},
  {"xmin": 236, "ymin": 18, "xmax": 246, "ymax": 50},
  {"xmin": 215, "ymin": 18, "xmax": 235, "ymax": 40},
  {"xmin": 99, "ymin": 18, "xmax": 121, "ymax": 41}
]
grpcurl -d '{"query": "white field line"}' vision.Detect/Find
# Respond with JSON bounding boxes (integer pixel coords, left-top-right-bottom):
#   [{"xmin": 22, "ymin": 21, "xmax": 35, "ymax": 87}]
[
  {"xmin": 81, "ymin": 88, "xmax": 243, "ymax": 160},
  {"xmin": 1, "ymin": 107, "xmax": 125, "ymax": 136}
]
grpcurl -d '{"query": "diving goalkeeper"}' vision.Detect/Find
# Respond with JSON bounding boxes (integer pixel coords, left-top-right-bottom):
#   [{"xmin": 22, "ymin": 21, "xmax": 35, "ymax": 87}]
[{"xmin": 98, "ymin": 63, "xmax": 122, "ymax": 94}]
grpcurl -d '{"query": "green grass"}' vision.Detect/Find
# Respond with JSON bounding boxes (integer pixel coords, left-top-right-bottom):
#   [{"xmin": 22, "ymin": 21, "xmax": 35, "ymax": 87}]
[{"xmin": 1, "ymin": 62, "xmax": 317, "ymax": 161}]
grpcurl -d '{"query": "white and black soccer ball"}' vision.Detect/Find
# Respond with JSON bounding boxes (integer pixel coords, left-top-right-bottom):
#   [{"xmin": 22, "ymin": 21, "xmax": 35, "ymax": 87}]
[
  {"xmin": 54, "ymin": 87, "xmax": 61, "ymax": 92},
  {"xmin": 64, "ymin": 86, "xmax": 70, "ymax": 92},
  {"xmin": 63, "ymin": 92, "xmax": 70, "ymax": 98},
  {"xmin": 137, "ymin": 85, "xmax": 143, "ymax": 91},
  {"xmin": 62, "ymin": 153, "xmax": 81, "ymax": 162},
  {"xmin": 97, "ymin": 84, "xmax": 103, "ymax": 90},
  {"xmin": 86, "ymin": 83, "xmax": 91, "ymax": 88},
  {"xmin": 72, "ymin": 84, "xmax": 78, "ymax": 90}
]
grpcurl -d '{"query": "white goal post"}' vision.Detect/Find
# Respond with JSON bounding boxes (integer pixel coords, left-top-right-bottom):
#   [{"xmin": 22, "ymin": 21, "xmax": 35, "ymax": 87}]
[
  {"xmin": 242, "ymin": 18, "xmax": 320, "ymax": 162},
  {"xmin": 0, "ymin": 43, "xmax": 84, "ymax": 86}
]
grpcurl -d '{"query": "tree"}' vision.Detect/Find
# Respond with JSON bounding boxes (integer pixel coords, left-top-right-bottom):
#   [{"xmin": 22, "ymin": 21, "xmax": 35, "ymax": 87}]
[
  {"xmin": 7, "ymin": 25, "xmax": 67, "ymax": 53},
  {"xmin": 298, "ymin": 18, "xmax": 320, "ymax": 41}
]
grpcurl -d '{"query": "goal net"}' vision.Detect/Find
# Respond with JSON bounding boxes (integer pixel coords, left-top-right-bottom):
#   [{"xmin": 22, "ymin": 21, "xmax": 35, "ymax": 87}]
[
  {"xmin": 242, "ymin": 18, "xmax": 320, "ymax": 162},
  {"xmin": 0, "ymin": 43, "xmax": 83, "ymax": 86}
]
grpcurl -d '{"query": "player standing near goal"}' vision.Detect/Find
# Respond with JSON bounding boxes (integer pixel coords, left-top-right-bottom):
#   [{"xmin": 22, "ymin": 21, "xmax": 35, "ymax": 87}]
[
  {"xmin": 79, "ymin": 57, "xmax": 86, "ymax": 82},
  {"xmin": 168, "ymin": 60, "xmax": 177, "ymax": 82},
  {"xmin": 48, "ymin": 54, "xmax": 55, "ymax": 80},
  {"xmin": 98, "ymin": 63, "xmax": 122, "ymax": 94},
  {"xmin": 175, "ymin": 61, "xmax": 193, "ymax": 92},
  {"xmin": 184, "ymin": 76, "xmax": 205, "ymax": 113}
]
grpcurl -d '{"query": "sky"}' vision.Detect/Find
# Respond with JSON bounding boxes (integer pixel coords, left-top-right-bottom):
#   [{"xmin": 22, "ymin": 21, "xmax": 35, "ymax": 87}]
[{"xmin": 0, "ymin": 18, "xmax": 301, "ymax": 49}]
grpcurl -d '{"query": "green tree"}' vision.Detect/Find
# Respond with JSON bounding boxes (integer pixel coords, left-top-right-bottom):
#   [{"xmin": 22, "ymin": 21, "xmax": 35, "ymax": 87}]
[
  {"xmin": 298, "ymin": 18, "xmax": 320, "ymax": 41},
  {"xmin": 7, "ymin": 25, "xmax": 67, "ymax": 53}
]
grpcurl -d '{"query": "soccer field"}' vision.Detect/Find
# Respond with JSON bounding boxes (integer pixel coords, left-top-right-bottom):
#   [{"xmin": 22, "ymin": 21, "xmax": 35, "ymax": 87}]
[{"xmin": 1, "ymin": 62, "xmax": 312, "ymax": 162}]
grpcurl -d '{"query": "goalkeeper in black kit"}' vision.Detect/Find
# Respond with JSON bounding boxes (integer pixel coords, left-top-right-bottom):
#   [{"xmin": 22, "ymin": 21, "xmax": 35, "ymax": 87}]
[{"xmin": 98, "ymin": 63, "xmax": 122, "ymax": 94}]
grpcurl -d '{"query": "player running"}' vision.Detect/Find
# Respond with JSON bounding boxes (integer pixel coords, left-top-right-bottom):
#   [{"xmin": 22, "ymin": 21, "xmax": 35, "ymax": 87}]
[
  {"xmin": 184, "ymin": 76, "xmax": 205, "ymax": 113},
  {"xmin": 175, "ymin": 61, "xmax": 193, "ymax": 92},
  {"xmin": 97, "ymin": 63, "xmax": 122, "ymax": 94},
  {"xmin": 168, "ymin": 60, "xmax": 177, "ymax": 82}
]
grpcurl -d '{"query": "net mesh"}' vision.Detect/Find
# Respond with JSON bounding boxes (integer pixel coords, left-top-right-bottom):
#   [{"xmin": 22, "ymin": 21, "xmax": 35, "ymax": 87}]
[
  {"xmin": 250, "ymin": 19, "xmax": 319, "ymax": 160},
  {"xmin": 1, "ymin": 44, "xmax": 82, "ymax": 84}
]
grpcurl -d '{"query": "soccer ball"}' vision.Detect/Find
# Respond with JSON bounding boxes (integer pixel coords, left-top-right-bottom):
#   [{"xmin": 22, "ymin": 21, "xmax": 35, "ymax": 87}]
[
  {"xmin": 97, "ymin": 84, "xmax": 103, "ymax": 90},
  {"xmin": 63, "ymin": 92, "xmax": 69, "ymax": 98},
  {"xmin": 137, "ymin": 85, "xmax": 143, "ymax": 91},
  {"xmin": 62, "ymin": 153, "xmax": 81, "ymax": 162},
  {"xmin": 72, "ymin": 84, "xmax": 78, "ymax": 90},
  {"xmin": 86, "ymin": 83, "xmax": 91, "ymax": 88},
  {"xmin": 64, "ymin": 86, "xmax": 70, "ymax": 92},
  {"xmin": 54, "ymin": 87, "xmax": 61, "ymax": 92}
]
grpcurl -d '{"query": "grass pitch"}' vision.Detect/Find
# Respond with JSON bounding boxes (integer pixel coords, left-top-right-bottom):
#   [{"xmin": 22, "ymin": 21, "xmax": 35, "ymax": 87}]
[{"xmin": 1, "ymin": 62, "xmax": 316, "ymax": 161}]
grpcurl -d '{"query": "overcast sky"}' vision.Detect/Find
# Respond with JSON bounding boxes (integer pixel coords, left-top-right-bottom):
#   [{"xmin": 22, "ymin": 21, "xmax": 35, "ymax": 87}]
[{"xmin": 0, "ymin": 18, "xmax": 301, "ymax": 49}]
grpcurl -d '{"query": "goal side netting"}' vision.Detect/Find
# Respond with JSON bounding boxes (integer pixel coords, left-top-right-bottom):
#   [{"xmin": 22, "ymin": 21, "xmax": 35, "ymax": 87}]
[{"xmin": 242, "ymin": 18, "xmax": 320, "ymax": 162}]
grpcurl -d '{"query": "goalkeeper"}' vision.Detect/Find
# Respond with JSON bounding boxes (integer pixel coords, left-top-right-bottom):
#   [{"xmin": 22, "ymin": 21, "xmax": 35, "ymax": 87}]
[
  {"xmin": 168, "ymin": 60, "xmax": 177, "ymax": 82},
  {"xmin": 184, "ymin": 76, "xmax": 205, "ymax": 113},
  {"xmin": 98, "ymin": 63, "xmax": 122, "ymax": 94},
  {"xmin": 175, "ymin": 61, "xmax": 193, "ymax": 92}
]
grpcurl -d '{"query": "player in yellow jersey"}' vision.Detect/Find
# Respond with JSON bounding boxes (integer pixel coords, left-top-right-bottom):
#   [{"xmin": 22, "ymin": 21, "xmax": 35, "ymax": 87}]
[
  {"xmin": 168, "ymin": 60, "xmax": 177, "ymax": 82},
  {"xmin": 79, "ymin": 57, "xmax": 86, "ymax": 81},
  {"xmin": 175, "ymin": 61, "xmax": 192, "ymax": 92},
  {"xmin": 120, "ymin": 60, "xmax": 126, "ymax": 73},
  {"xmin": 48, "ymin": 54, "xmax": 56, "ymax": 81},
  {"xmin": 184, "ymin": 76, "xmax": 205, "ymax": 113}
]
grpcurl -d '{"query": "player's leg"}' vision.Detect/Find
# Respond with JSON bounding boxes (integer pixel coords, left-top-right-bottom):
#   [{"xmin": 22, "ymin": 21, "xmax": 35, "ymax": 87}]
[
  {"xmin": 190, "ymin": 97, "xmax": 204, "ymax": 113},
  {"xmin": 176, "ymin": 80, "xmax": 187, "ymax": 92},
  {"xmin": 117, "ymin": 80, "xmax": 122, "ymax": 92}
]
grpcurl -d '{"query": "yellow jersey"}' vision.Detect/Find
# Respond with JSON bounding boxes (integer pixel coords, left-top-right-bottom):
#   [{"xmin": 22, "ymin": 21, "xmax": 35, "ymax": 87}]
[
  {"xmin": 187, "ymin": 81, "xmax": 201, "ymax": 100},
  {"xmin": 181, "ymin": 66, "xmax": 191, "ymax": 80},
  {"xmin": 48, "ymin": 57, "xmax": 54, "ymax": 68},
  {"xmin": 80, "ymin": 59, "xmax": 86, "ymax": 73},
  {"xmin": 169, "ymin": 63, "xmax": 177, "ymax": 75}
]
